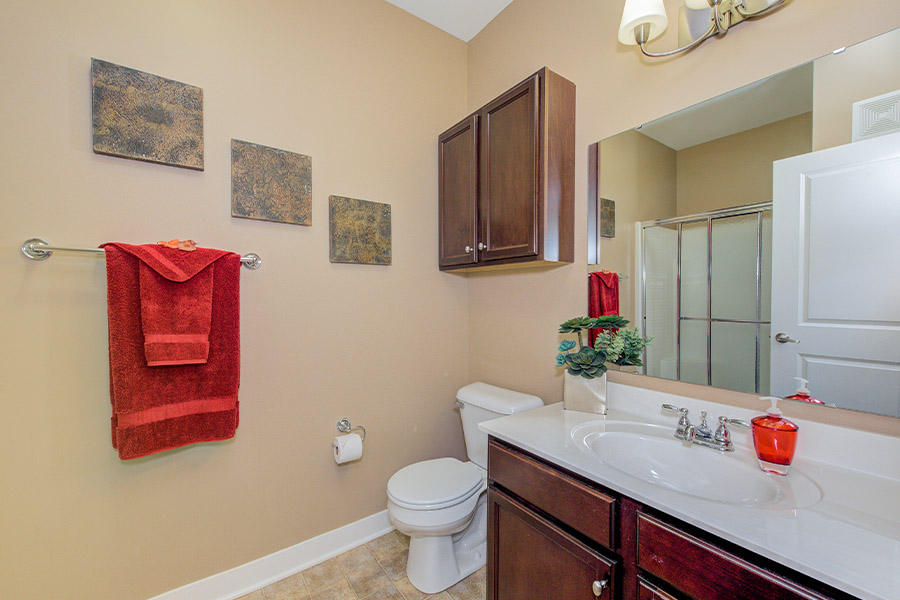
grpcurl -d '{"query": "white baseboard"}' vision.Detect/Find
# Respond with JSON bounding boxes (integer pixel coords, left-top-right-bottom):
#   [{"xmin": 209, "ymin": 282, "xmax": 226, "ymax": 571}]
[{"xmin": 148, "ymin": 510, "xmax": 394, "ymax": 600}]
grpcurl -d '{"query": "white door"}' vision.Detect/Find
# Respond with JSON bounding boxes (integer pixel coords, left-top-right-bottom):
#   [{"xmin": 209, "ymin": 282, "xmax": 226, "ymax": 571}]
[{"xmin": 771, "ymin": 131, "xmax": 900, "ymax": 417}]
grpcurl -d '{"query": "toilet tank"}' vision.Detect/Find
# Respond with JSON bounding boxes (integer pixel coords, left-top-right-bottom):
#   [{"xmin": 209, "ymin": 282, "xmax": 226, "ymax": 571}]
[{"xmin": 456, "ymin": 382, "xmax": 543, "ymax": 469}]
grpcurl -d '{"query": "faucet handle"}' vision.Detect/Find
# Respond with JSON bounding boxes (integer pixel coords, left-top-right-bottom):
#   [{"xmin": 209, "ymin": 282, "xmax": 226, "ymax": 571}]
[
  {"xmin": 714, "ymin": 416, "xmax": 751, "ymax": 445},
  {"xmin": 662, "ymin": 404, "xmax": 692, "ymax": 439},
  {"xmin": 722, "ymin": 417, "xmax": 751, "ymax": 429}
]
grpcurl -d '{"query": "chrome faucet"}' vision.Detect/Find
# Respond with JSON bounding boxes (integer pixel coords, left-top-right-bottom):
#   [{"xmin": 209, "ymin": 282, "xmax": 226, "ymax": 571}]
[{"xmin": 662, "ymin": 404, "xmax": 750, "ymax": 452}]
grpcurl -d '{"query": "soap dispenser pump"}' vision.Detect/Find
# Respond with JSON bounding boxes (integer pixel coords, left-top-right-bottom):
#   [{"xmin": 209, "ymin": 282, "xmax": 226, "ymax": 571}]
[
  {"xmin": 784, "ymin": 377, "xmax": 823, "ymax": 404},
  {"xmin": 751, "ymin": 397, "xmax": 798, "ymax": 476}
]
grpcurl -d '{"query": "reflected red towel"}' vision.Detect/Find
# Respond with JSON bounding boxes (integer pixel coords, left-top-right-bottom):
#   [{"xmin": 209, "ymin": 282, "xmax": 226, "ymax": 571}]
[
  {"xmin": 101, "ymin": 243, "xmax": 241, "ymax": 460},
  {"xmin": 588, "ymin": 271, "xmax": 620, "ymax": 347}
]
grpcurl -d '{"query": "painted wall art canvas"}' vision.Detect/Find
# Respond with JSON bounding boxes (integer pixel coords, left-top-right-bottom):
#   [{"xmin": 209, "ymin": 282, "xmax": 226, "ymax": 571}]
[
  {"xmin": 231, "ymin": 139, "xmax": 312, "ymax": 226},
  {"xmin": 91, "ymin": 58, "xmax": 204, "ymax": 170},
  {"xmin": 600, "ymin": 198, "xmax": 616, "ymax": 238},
  {"xmin": 329, "ymin": 196, "xmax": 392, "ymax": 265}
]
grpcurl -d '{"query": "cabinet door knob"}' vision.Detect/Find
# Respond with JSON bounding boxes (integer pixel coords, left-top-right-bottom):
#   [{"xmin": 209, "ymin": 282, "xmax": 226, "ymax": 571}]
[
  {"xmin": 464, "ymin": 245, "xmax": 473, "ymax": 254},
  {"xmin": 478, "ymin": 242, "xmax": 487, "ymax": 251},
  {"xmin": 592, "ymin": 579, "xmax": 608, "ymax": 597}
]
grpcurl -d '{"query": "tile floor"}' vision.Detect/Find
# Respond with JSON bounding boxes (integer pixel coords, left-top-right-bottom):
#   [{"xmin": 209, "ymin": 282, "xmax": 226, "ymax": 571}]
[{"xmin": 238, "ymin": 530, "xmax": 486, "ymax": 600}]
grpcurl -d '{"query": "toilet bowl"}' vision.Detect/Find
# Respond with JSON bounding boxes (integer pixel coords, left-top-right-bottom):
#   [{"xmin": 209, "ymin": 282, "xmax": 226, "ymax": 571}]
[{"xmin": 386, "ymin": 383, "xmax": 543, "ymax": 594}]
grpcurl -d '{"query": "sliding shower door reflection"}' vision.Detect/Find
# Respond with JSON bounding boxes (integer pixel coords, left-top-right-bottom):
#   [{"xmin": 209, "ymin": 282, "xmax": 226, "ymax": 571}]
[{"xmin": 641, "ymin": 204, "xmax": 772, "ymax": 394}]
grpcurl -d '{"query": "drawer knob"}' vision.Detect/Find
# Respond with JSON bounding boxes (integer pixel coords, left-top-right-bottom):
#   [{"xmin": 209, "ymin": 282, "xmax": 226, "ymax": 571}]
[
  {"xmin": 478, "ymin": 242, "xmax": 487, "ymax": 250},
  {"xmin": 592, "ymin": 578, "xmax": 608, "ymax": 597},
  {"xmin": 465, "ymin": 245, "xmax": 474, "ymax": 254}
]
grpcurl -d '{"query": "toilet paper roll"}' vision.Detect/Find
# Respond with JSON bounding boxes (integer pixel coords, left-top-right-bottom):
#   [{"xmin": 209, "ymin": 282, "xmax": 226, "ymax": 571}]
[{"xmin": 333, "ymin": 433, "xmax": 363, "ymax": 464}]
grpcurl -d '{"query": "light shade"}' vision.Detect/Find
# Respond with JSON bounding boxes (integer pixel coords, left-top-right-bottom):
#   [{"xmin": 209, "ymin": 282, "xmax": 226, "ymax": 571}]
[
  {"xmin": 618, "ymin": 0, "xmax": 669, "ymax": 45},
  {"xmin": 685, "ymin": 0, "xmax": 712, "ymax": 10}
]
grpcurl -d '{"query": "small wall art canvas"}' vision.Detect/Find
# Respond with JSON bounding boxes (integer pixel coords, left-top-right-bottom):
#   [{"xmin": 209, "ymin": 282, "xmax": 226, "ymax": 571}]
[
  {"xmin": 600, "ymin": 198, "xmax": 616, "ymax": 238},
  {"xmin": 231, "ymin": 139, "xmax": 312, "ymax": 226},
  {"xmin": 329, "ymin": 196, "xmax": 392, "ymax": 266},
  {"xmin": 91, "ymin": 58, "xmax": 204, "ymax": 170}
]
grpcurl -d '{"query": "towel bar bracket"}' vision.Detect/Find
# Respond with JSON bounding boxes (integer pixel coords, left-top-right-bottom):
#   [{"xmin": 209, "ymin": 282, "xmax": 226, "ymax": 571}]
[{"xmin": 21, "ymin": 238, "xmax": 262, "ymax": 270}]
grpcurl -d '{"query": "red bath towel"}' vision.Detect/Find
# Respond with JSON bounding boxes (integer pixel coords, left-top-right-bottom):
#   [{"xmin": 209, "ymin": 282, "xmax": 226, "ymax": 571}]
[
  {"xmin": 101, "ymin": 243, "xmax": 241, "ymax": 460},
  {"xmin": 588, "ymin": 271, "xmax": 620, "ymax": 347}
]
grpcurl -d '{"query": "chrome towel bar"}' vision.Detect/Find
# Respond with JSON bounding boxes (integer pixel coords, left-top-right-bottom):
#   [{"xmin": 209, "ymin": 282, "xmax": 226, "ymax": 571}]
[{"xmin": 21, "ymin": 237, "xmax": 262, "ymax": 270}]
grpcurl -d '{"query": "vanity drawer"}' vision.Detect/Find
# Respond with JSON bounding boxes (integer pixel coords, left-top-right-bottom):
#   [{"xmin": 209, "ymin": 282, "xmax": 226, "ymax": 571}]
[
  {"xmin": 638, "ymin": 578, "xmax": 678, "ymax": 600},
  {"xmin": 488, "ymin": 439, "xmax": 616, "ymax": 549},
  {"xmin": 636, "ymin": 512, "xmax": 830, "ymax": 600}
]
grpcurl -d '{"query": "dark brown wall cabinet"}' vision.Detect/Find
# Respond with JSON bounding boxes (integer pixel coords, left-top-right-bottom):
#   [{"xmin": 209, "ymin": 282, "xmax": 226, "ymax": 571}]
[
  {"xmin": 487, "ymin": 438, "xmax": 850, "ymax": 600},
  {"xmin": 438, "ymin": 68, "xmax": 575, "ymax": 271}
]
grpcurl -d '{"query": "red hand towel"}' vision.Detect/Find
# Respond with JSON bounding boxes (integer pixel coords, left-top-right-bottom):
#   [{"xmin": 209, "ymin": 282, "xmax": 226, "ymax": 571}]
[
  {"xmin": 101, "ymin": 243, "xmax": 241, "ymax": 460},
  {"xmin": 588, "ymin": 271, "xmax": 620, "ymax": 347}
]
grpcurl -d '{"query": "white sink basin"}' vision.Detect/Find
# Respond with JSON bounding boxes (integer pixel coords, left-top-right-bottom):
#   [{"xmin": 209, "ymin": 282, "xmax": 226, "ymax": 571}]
[{"xmin": 571, "ymin": 421, "xmax": 821, "ymax": 509}]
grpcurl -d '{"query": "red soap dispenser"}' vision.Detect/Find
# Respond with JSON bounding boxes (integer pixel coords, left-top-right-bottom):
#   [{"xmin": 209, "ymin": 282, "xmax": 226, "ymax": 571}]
[
  {"xmin": 751, "ymin": 397, "xmax": 798, "ymax": 476},
  {"xmin": 784, "ymin": 377, "xmax": 823, "ymax": 404}
]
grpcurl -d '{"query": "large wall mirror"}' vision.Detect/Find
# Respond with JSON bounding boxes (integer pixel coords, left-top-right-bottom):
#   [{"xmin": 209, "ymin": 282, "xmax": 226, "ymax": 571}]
[{"xmin": 589, "ymin": 27, "xmax": 900, "ymax": 418}]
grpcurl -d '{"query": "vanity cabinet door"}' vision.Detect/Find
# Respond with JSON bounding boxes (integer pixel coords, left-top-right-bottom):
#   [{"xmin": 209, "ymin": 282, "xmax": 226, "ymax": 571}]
[
  {"xmin": 478, "ymin": 74, "xmax": 540, "ymax": 262},
  {"xmin": 438, "ymin": 114, "xmax": 479, "ymax": 268},
  {"xmin": 488, "ymin": 487, "xmax": 616, "ymax": 600}
]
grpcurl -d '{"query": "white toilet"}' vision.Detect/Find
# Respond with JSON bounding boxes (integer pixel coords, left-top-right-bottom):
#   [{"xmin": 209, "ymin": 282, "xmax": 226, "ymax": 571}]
[{"xmin": 386, "ymin": 382, "xmax": 543, "ymax": 594}]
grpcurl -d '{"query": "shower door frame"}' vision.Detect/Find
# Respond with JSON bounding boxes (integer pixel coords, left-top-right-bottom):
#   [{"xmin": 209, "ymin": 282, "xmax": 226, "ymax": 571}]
[{"xmin": 640, "ymin": 202, "xmax": 772, "ymax": 393}]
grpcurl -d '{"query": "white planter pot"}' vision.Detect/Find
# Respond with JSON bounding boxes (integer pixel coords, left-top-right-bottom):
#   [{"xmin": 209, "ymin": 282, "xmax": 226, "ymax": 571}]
[{"xmin": 563, "ymin": 371, "xmax": 608, "ymax": 415}]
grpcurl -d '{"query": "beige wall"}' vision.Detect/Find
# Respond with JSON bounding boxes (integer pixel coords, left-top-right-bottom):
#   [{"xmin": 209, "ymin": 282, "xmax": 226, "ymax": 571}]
[
  {"xmin": 676, "ymin": 112, "xmax": 812, "ymax": 215},
  {"xmin": 813, "ymin": 27, "xmax": 900, "ymax": 150},
  {"xmin": 466, "ymin": 0, "xmax": 900, "ymax": 416},
  {"xmin": 0, "ymin": 1, "xmax": 468, "ymax": 599},
  {"xmin": 597, "ymin": 130, "xmax": 677, "ymax": 324}
]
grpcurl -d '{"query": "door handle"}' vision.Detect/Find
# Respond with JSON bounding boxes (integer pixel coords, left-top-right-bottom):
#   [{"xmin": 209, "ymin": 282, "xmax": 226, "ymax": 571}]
[
  {"xmin": 775, "ymin": 332, "xmax": 799, "ymax": 344},
  {"xmin": 592, "ymin": 578, "xmax": 609, "ymax": 597}
]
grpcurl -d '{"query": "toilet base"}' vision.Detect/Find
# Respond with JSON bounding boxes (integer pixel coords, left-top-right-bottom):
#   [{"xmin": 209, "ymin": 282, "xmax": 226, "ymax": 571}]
[{"xmin": 406, "ymin": 495, "xmax": 487, "ymax": 594}]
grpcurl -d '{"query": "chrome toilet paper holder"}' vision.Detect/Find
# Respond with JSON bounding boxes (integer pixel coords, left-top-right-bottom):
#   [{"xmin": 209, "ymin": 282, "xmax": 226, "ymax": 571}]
[{"xmin": 336, "ymin": 418, "xmax": 366, "ymax": 441}]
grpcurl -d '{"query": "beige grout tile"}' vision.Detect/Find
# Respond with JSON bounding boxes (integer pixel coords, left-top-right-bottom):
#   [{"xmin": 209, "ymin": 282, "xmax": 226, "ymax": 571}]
[
  {"xmin": 394, "ymin": 577, "xmax": 430, "ymax": 600},
  {"xmin": 262, "ymin": 571, "xmax": 310, "ymax": 599},
  {"xmin": 237, "ymin": 591, "xmax": 266, "ymax": 600},
  {"xmin": 393, "ymin": 530, "xmax": 410, "ymax": 548},
  {"xmin": 338, "ymin": 545, "xmax": 380, "ymax": 573},
  {"xmin": 378, "ymin": 548, "xmax": 408, "ymax": 581},
  {"xmin": 444, "ymin": 573, "xmax": 484, "ymax": 600},
  {"xmin": 309, "ymin": 577, "xmax": 358, "ymax": 600},
  {"xmin": 345, "ymin": 561, "xmax": 394, "ymax": 598},
  {"xmin": 360, "ymin": 583, "xmax": 406, "ymax": 600},
  {"xmin": 429, "ymin": 594, "xmax": 455, "ymax": 600},
  {"xmin": 302, "ymin": 557, "xmax": 345, "ymax": 594},
  {"xmin": 367, "ymin": 532, "xmax": 407, "ymax": 562}
]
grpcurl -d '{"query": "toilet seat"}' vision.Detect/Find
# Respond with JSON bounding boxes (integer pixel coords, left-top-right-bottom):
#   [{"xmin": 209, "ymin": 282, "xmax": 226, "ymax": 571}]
[{"xmin": 388, "ymin": 457, "xmax": 484, "ymax": 511}]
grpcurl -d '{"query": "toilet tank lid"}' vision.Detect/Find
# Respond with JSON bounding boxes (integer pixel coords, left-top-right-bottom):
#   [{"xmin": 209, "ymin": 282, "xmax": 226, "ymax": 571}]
[{"xmin": 456, "ymin": 382, "xmax": 543, "ymax": 414}]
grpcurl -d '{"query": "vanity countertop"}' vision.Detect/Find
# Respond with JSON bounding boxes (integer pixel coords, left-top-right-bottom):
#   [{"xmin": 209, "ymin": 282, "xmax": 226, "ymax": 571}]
[{"xmin": 479, "ymin": 384, "xmax": 900, "ymax": 600}]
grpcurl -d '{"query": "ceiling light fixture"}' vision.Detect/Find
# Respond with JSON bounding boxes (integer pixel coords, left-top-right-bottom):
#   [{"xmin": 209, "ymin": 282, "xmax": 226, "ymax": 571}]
[{"xmin": 618, "ymin": 0, "xmax": 787, "ymax": 58}]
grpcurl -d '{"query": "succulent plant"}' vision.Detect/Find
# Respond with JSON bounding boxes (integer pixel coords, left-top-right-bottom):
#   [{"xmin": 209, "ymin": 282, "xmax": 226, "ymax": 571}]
[
  {"xmin": 556, "ymin": 315, "xmax": 652, "ymax": 379},
  {"xmin": 564, "ymin": 346, "xmax": 608, "ymax": 379}
]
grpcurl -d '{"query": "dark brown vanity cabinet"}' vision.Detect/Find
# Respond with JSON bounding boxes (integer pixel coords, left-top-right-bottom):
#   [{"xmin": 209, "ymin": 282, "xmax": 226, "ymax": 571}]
[
  {"xmin": 486, "ymin": 438, "xmax": 850, "ymax": 600},
  {"xmin": 438, "ymin": 68, "xmax": 574, "ymax": 271}
]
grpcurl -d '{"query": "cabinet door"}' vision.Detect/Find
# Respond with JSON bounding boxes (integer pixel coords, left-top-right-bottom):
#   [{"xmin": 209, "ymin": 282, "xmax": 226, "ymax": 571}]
[
  {"xmin": 438, "ymin": 114, "xmax": 479, "ymax": 268},
  {"xmin": 488, "ymin": 487, "xmax": 615, "ymax": 600},
  {"xmin": 479, "ymin": 74, "xmax": 540, "ymax": 262}
]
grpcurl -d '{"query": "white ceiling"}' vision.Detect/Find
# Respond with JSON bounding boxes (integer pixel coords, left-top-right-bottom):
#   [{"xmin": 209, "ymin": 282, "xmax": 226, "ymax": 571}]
[{"xmin": 383, "ymin": 0, "xmax": 515, "ymax": 42}]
